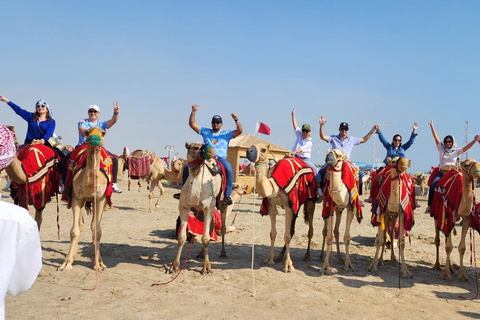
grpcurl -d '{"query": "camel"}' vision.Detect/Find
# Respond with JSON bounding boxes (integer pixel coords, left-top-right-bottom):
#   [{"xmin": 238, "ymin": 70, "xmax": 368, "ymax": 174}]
[
  {"xmin": 58, "ymin": 127, "xmax": 110, "ymax": 271},
  {"xmin": 431, "ymin": 158, "xmax": 480, "ymax": 281},
  {"xmin": 120, "ymin": 149, "xmax": 184, "ymax": 213},
  {"xmin": 5, "ymin": 144, "xmax": 59, "ymax": 230},
  {"xmin": 368, "ymin": 157, "xmax": 414, "ymax": 278},
  {"xmin": 417, "ymin": 173, "xmax": 429, "ymax": 197},
  {"xmin": 246, "ymin": 143, "xmax": 316, "ymax": 273},
  {"xmin": 320, "ymin": 149, "xmax": 362, "ymax": 273},
  {"xmin": 362, "ymin": 171, "xmax": 371, "ymax": 192},
  {"xmin": 169, "ymin": 142, "xmax": 231, "ymax": 274}
]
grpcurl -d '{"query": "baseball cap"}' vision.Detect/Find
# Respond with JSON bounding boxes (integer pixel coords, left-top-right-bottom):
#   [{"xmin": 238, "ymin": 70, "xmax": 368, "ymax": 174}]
[
  {"xmin": 212, "ymin": 115, "xmax": 223, "ymax": 123},
  {"xmin": 339, "ymin": 122, "xmax": 349, "ymax": 130},
  {"xmin": 88, "ymin": 105, "xmax": 101, "ymax": 113},
  {"xmin": 301, "ymin": 124, "xmax": 311, "ymax": 132}
]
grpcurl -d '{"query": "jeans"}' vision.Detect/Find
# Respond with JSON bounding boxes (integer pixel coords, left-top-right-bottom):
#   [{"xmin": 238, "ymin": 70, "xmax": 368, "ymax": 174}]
[
  {"xmin": 297, "ymin": 156, "xmax": 320, "ymax": 183},
  {"xmin": 428, "ymin": 171, "xmax": 442, "ymax": 206}
]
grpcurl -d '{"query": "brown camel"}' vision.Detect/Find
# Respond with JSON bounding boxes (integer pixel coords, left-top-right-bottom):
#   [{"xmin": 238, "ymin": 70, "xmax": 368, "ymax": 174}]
[
  {"xmin": 246, "ymin": 143, "xmax": 316, "ymax": 273},
  {"xmin": 431, "ymin": 158, "xmax": 480, "ymax": 281},
  {"xmin": 58, "ymin": 127, "xmax": 110, "ymax": 271},
  {"xmin": 5, "ymin": 143, "xmax": 59, "ymax": 230},
  {"xmin": 368, "ymin": 157, "xmax": 414, "ymax": 278},
  {"xmin": 121, "ymin": 149, "xmax": 184, "ymax": 213},
  {"xmin": 320, "ymin": 149, "xmax": 361, "ymax": 273},
  {"xmin": 169, "ymin": 142, "xmax": 231, "ymax": 275},
  {"xmin": 417, "ymin": 173, "xmax": 429, "ymax": 197}
]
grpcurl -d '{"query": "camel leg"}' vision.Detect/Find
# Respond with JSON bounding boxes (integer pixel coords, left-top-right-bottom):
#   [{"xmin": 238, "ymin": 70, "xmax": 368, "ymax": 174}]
[
  {"xmin": 91, "ymin": 199, "xmax": 107, "ymax": 271},
  {"xmin": 169, "ymin": 204, "xmax": 189, "ymax": 273},
  {"xmin": 59, "ymin": 199, "xmax": 83, "ymax": 271},
  {"xmin": 319, "ymin": 219, "xmax": 327, "ymax": 261},
  {"xmin": 399, "ymin": 212, "xmax": 412, "ymax": 278},
  {"xmin": 333, "ymin": 208, "xmax": 343, "ymax": 264},
  {"xmin": 343, "ymin": 208, "xmax": 355, "ymax": 271},
  {"xmin": 154, "ymin": 178, "xmax": 165, "ymax": 209},
  {"xmin": 457, "ymin": 217, "xmax": 470, "ymax": 281},
  {"xmin": 283, "ymin": 208, "xmax": 295, "ymax": 273},
  {"xmin": 219, "ymin": 205, "xmax": 227, "ymax": 259},
  {"xmin": 276, "ymin": 214, "xmax": 297, "ymax": 262},
  {"xmin": 321, "ymin": 215, "xmax": 334, "ymax": 274},
  {"xmin": 389, "ymin": 216, "xmax": 398, "ymax": 263},
  {"xmin": 303, "ymin": 202, "xmax": 315, "ymax": 262},
  {"xmin": 201, "ymin": 206, "xmax": 214, "ymax": 275},
  {"xmin": 368, "ymin": 222, "xmax": 386, "ymax": 272},
  {"xmin": 433, "ymin": 222, "xmax": 441, "ymax": 270},
  {"xmin": 34, "ymin": 209, "xmax": 44, "ymax": 231},
  {"xmin": 441, "ymin": 235, "xmax": 453, "ymax": 280},
  {"xmin": 264, "ymin": 204, "xmax": 277, "ymax": 265}
]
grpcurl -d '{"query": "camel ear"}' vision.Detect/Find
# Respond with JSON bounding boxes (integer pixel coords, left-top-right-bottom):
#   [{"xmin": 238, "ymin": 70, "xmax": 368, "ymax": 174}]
[
  {"xmin": 342, "ymin": 151, "xmax": 347, "ymax": 159},
  {"xmin": 326, "ymin": 149, "xmax": 331, "ymax": 155},
  {"xmin": 185, "ymin": 142, "xmax": 190, "ymax": 149},
  {"xmin": 407, "ymin": 159, "xmax": 411, "ymax": 168},
  {"xmin": 387, "ymin": 157, "xmax": 393, "ymax": 165}
]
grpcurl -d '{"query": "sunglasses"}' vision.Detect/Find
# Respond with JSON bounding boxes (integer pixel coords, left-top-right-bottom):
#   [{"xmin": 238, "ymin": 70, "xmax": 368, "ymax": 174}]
[
  {"xmin": 394, "ymin": 139, "xmax": 402, "ymax": 142},
  {"xmin": 36, "ymin": 105, "xmax": 46, "ymax": 109},
  {"xmin": 88, "ymin": 109, "xmax": 98, "ymax": 113},
  {"xmin": 302, "ymin": 129, "xmax": 310, "ymax": 133},
  {"xmin": 211, "ymin": 121, "xmax": 221, "ymax": 125},
  {"xmin": 445, "ymin": 140, "xmax": 453, "ymax": 144},
  {"xmin": 340, "ymin": 128, "xmax": 348, "ymax": 131}
]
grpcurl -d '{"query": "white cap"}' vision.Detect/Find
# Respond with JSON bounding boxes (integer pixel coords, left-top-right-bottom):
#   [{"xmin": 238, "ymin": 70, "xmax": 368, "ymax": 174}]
[{"xmin": 88, "ymin": 105, "xmax": 100, "ymax": 112}]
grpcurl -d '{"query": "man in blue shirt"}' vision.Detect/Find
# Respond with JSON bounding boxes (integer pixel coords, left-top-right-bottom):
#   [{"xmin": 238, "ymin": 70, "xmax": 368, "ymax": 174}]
[{"xmin": 188, "ymin": 104, "xmax": 243, "ymax": 205}]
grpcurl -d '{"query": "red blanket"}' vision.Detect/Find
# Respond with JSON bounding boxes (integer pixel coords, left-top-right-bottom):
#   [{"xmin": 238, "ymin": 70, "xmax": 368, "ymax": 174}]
[
  {"xmin": 471, "ymin": 203, "xmax": 480, "ymax": 234},
  {"xmin": 260, "ymin": 157, "xmax": 316, "ymax": 216},
  {"xmin": 431, "ymin": 169, "xmax": 463, "ymax": 236},
  {"xmin": 128, "ymin": 155, "xmax": 152, "ymax": 179},
  {"xmin": 183, "ymin": 208, "xmax": 222, "ymax": 241},
  {"xmin": 62, "ymin": 143, "xmax": 113, "ymax": 208},
  {"xmin": 371, "ymin": 169, "xmax": 415, "ymax": 231},
  {"xmin": 12, "ymin": 145, "xmax": 59, "ymax": 210},
  {"xmin": 322, "ymin": 160, "xmax": 362, "ymax": 222}
]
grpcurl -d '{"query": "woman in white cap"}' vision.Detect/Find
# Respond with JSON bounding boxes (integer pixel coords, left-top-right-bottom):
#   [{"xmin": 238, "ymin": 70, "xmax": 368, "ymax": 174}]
[{"xmin": 0, "ymin": 95, "xmax": 64, "ymax": 159}]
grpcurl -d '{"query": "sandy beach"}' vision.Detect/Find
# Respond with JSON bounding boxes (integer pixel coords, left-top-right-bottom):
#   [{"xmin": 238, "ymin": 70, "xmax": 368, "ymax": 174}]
[{"xmin": 3, "ymin": 178, "xmax": 480, "ymax": 320}]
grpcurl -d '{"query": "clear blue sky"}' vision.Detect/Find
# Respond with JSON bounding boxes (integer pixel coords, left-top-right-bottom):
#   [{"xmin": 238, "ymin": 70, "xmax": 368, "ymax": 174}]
[{"xmin": 2, "ymin": 1, "xmax": 479, "ymax": 173}]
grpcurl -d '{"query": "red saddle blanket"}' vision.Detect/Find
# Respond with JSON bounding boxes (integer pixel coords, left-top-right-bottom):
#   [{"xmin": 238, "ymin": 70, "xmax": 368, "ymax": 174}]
[
  {"xmin": 260, "ymin": 157, "xmax": 316, "ymax": 216},
  {"xmin": 128, "ymin": 155, "xmax": 153, "ymax": 179},
  {"xmin": 181, "ymin": 208, "xmax": 222, "ymax": 241},
  {"xmin": 370, "ymin": 166, "xmax": 415, "ymax": 231},
  {"xmin": 62, "ymin": 143, "xmax": 113, "ymax": 208},
  {"xmin": 431, "ymin": 169, "xmax": 463, "ymax": 236},
  {"xmin": 322, "ymin": 160, "xmax": 362, "ymax": 222},
  {"xmin": 12, "ymin": 145, "xmax": 59, "ymax": 210}
]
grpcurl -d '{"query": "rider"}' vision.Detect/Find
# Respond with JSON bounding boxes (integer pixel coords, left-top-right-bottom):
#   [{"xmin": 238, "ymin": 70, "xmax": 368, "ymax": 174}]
[
  {"xmin": 291, "ymin": 108, "xmax": 322, "ymax": 202},
  {"xmin": 426, "ymin": 120, "xmax": 479, "ymax": 213},
  {"xmin": 188, "ymin": 104, "xmax": 243, "ymax": 205},
  {"xmin": 63, "ymin": 103, "xmax": 122, "ymax": 193},
  {"xmin": 0, "ymin": 95, "xmax": 64, "ymax": 159},
  {"xmin": 364, "ymin": 122, "xmax": 418, "ymax": 203},
  {"xmin": 319, "ymin": 115, "xmax": 379, "ymax": 194}
]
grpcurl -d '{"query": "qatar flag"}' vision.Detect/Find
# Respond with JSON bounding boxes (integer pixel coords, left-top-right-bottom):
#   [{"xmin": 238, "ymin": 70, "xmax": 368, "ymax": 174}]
[{"xmin": 255, "ymin": 121, "xmax": 271, "ymax": 135}]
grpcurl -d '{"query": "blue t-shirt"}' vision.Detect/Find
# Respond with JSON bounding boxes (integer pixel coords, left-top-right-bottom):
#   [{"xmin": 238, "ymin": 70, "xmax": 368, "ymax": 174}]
[
  {"xmin": 198, "ymin": 126, "xmax": 234, "ymax": 158},
  {"xmin": 77, "ymin": 119, "xmax": 108, "ymax": 146}
]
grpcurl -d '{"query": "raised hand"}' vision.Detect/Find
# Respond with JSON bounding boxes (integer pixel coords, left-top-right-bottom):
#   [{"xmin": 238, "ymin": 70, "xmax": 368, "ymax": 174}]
[
  {"xmin": 113, "ymin": 101, "xmax": 120, "ymax": 114},
  {"xmin": 192, "ymin": 104, "xmax": 199, "ymax": 112},
  {"xmin": 0, "ymin": 95, "xmax": 9, "ymax": 103},
  {"xmin": 319, "ymin": 115, "xmax": 327, "ymax": 126},
  {"xmin": 231, "ymin": 113, "xmax": 238, "ymax": 120},
  {"xmin": 413, "ymin": 122, "xmax": 418, "ymax": 131}
]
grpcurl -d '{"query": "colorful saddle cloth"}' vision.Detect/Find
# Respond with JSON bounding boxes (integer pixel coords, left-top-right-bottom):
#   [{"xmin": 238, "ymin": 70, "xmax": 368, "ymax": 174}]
[
  {"xmin": 370, "ymin": 167, "xmax": 415, "ymax": 231},
  {"xmin": 11, "ymin": 144, "xmax": 59, "ymax": 210},
  {"xmin": 322, "ymin": 159, "xmax": 362, "ymax": 222},
  {"xmin": 431, "ymin": 169, "xmax": 463, "ymax": 236},
  {"xmin": 182, "ymin": 208, "xmax": 222, "ymax": 241},
  {"xmin": 62, "ymin": 143, "xmax": 113, "ymax": 208},
  {"xmin": 128, "ymin": 155, "xmax": 153, "ymax": 179},
  {"xmin": 260, "ymin": 157, "xmax": 316, "ymax": 216}
]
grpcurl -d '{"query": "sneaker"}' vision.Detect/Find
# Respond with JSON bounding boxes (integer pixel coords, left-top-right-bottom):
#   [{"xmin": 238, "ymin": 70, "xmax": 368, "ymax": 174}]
[
  {"xmin": 59, "ymin": 183, "xmax": 65, "ymax": 194},
  {"xmin": 364, "ymin": 197, "xmax": 373, "ymax": 203},
  {"xmin": 112, "ymin": 183, "xmax": 122, "ymax": 193},
  {"xmin": 425, "ymin": 205, "xmax": 431, "ymax": 213},
  {"xmin": 316, "ymin": 195, "xmax": 323, "ymax": 204},
  {"xmin": 222, "ymin": 195, "xmax": 233, "ymax": 206},
  {"xmin": 316, "ymin": 188, "xmax": 324, "ymax": 197},
  {"xmin": 173, "ymin": 193, "xmax": 180, "ymax": 200}
]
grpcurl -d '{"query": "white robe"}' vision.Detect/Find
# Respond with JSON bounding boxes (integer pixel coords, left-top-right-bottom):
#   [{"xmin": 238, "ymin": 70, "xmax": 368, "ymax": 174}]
[{"xmin": 0, "ymin": 201, "xmax": 42, "ymax": 320}]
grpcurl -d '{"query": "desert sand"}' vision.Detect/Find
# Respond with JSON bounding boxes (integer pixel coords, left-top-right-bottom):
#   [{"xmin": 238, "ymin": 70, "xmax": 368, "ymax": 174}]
[{"xmin": 3, "ymin": 178, "xmax": 480, "ymax": 320}]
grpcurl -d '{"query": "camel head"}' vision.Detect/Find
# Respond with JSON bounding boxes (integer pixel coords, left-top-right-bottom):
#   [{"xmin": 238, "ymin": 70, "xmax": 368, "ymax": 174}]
[
  {"xmin": 325, "ymin": 149, "xmax": 347, "ymax": 168},
  {"xmin": 85, "ymin": 127, "xmax": 106, "ymax": 147},
  {"xmin": 246, "ymin": 143, "xmax": 270, "ymax": 164},
  {"xmin": 171, "ymin": 158, "xmax": 185, "ymax": 173},
  {"xmin": 387, "ymin": 156, "xmax": 410, "ymax": 174},
  {"xmin": 461, "ymin": 158, "xmax": 480, "ymax": 180},
  {"xmin": 185, "ymin": 142, "xmax": 206, "ymax": 163}
]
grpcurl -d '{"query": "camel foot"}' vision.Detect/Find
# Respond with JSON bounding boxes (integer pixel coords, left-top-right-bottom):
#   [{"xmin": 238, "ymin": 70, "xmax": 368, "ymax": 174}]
[
  {"xmin": 320, "ymin": 266, "xmax": 334, "ymax": 276},
  {"xmin": 264, "ymin": 257, "xmax": 275, "ymax": 265},
  {"xmin": 225, "ymin": 226, "xmax": 235, "ymax": 233},
  {"xmin": 367, "ymin": 263, "xmax": 377, "ymax": 272},
  {"xmin": 336, "ymin": 255, "xmax": 345, "ymax": 264},
  {"xmin": 303, "ymin": 252, "xmax": 311, "ymax": 262},
  {"xmin": 168, "ymin": 260, "xmax": 180, "ymax": 273},
  {"xmin": 458, "ymin": 270, "xmax": 468, "ymax": 282},
  {"xmin": 219, "ymin": 252, "xmax": 227, "ymax": 259},
  {"xmin": 155, "ymin": 204, "xmax": 160, "ymax": 209},
  {"xmin": 433, "ymin": 261, "xmax": 441, "ymax": 270},
  {"xmin": 58, "ymin": 262, "xmax": 73, "ymax": 271},
  {"xmin": 94, "ymin": 262, "xmax": 107, "ymax": 271},
  {"xmin": 283, "ymin": 264, "xmax": 295, "ymax": 273},
  {"xmin": 344, "ymin": 263, "xmax": 356, "ymax": 272},
  {"xmin": 440, "ymin": 271, "xmax": 451, "ymax": 280},
  {"xmin": 401, "ymin": 268, "xmax": 412, "ymax": 279},
  {"xmin": 201, "ymin": 266, "xmax": 213, "ymax": 275}
]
